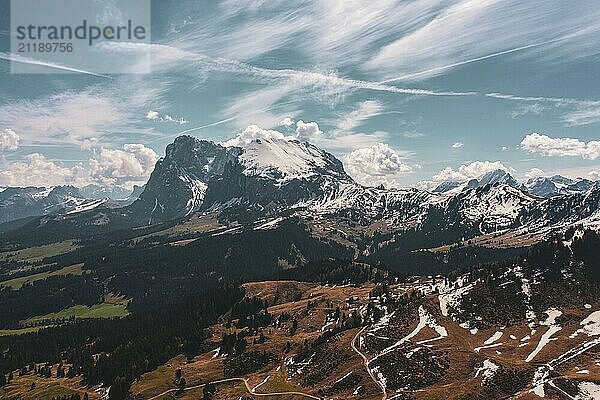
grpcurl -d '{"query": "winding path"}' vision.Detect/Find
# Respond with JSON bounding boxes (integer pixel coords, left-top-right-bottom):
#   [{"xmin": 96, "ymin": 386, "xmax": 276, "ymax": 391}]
[
  {"xmin": 351, "ymin": 326, "xmax": 387, "ymax": 400},
  {"xmin": 146, "ymin": 376, "xmax": 322, "ymax": 400}
]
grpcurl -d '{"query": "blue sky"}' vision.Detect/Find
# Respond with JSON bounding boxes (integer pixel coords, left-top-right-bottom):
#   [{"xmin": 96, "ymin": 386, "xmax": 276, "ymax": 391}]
[{"xmin": 0, "ymin": 0, "xmax": 599, "ymax": 189}]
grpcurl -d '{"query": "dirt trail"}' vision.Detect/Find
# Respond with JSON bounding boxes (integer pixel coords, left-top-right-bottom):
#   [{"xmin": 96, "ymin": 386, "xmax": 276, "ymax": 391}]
[
  {"xmin": 351, "ymin": 326, "xmax": 387, "ymax": 400},
  {"xmin": 146, "ymin": 376, "xmax": 322, "ymax": 400}
]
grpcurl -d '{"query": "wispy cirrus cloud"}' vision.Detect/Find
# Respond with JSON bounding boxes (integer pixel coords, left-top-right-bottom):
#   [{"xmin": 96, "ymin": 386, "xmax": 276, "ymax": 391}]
[
  {"xmin": 487, "ymin": 93, "xmax": 600, "ymax": 127},
  {"xmin": 166, "ymin": 0, "xmax": 600, "ymax": 84},
  {"xmin": 168, "ymin": 0, "xmax": 448, "ymax": 68},
  {"xmin": 0, "ymin": 78, "xmax": 167, "ymax": 148},
  {"xmin": 366, "ymin": 0, "xmax": 600, "ymax": 81},
  {"xmin": 97, "ymin": 41, "xmax": 474, "ymax": 142},
  {"xmin": 335, "ymin": 100, "xmax": 384, "ymax": 131},
  {"xmin": 0, "ymin": 52, "xmax": 111, "ymax": 78},
  {"xmin": 97, "ymin": 41, "xmax": 476, "ymax": 98},
  {"xmin": 379, "ymin": 39, "xmax": 560, "ymax": 83}
]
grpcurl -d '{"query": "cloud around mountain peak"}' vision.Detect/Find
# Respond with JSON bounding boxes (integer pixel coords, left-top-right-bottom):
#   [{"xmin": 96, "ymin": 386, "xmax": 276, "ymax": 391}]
[
  {"xmin": 432, "ymin": 161, "xmax": 511, "ymax": 182},
  {"xmin": 223, "ymin": 124, "xmax": 413, "ymax": 188},
  {"xmin": 224, "ymin": 121, "xmax": 325, "ymax": 147}
]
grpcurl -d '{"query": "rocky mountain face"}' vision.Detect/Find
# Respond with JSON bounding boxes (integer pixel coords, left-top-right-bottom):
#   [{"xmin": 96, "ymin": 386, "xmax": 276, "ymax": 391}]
[{"xmin": 129, "ymin": 135, "xmax": 352, "ymax": 224}]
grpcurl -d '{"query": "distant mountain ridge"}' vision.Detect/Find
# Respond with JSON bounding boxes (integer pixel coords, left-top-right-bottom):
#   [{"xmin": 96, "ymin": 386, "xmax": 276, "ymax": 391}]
[
  {"xmin": 0, "ymin": 184, "xmax": 140, "ymax": 224},
  {"xmin": 433, "ymin": 169, "xmax": 597, "ymax": 198},
  {"xmin": 0, "ymin": 186, "xmax": 106, "ymax": 224}
]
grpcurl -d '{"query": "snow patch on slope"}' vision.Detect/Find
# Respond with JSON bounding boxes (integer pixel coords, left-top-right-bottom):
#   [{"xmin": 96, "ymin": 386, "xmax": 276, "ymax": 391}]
[
  {"xmin": 438, "ymin": 275, "xmax": 479, "ymax": 332},
  {"xmin": 178, "ymin": 174, "xmax": 207, "ymax": 215},
  {"xmin": 370, "ymin": 306, "xmax": 446, "ymax": 362},
  {"xmin": 570, "ymin": 310, "xmax": 600, "ymax": 338},
  {"xmin": 484, "ymin": 331, "xmax": 504, "ymax": 345},
  {"xmin": 526, "ymin": 308, "xmax": 562, "ymax": 362},
  {"xmin": 475, "ymin": 359, "xmax": 499, "ymax": 386}
]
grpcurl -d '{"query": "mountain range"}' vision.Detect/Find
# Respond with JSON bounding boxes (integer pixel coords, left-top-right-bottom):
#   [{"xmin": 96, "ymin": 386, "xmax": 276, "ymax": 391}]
[{"xmin": 1, "ymin": 135, "xmax": 599, "ymax": 252}]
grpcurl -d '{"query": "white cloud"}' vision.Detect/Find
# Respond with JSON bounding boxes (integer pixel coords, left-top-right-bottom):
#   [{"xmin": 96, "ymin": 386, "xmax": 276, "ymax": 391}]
[
  {"xmin": 278, "ymin": 117, "xmax": 295, "ymax": 127},
  {"xmin": 295, "ymin": 120, "xmax": 323, "ymax": 142},
  {"xmin": 433, "ymin": 161, "xmax": 510, "ymax": 182},
  {"xmin": 223, "ymin": 125, "xmax": 287, "ymax": 147},
  {"xmin": 146, "ymin": 110, "xmax": 159, "ymax": 120},
  {"xmin": 526, "ymin": 168, "xmax": 546, "ymax": 179},
  {"xmin": 343, "ymin": 143, "xmax": 412, "ymax": 187},
  {"xmin": 163, "ymin": 115, "xmax": 188, "ymax": 125},
  {"xmin": 452, "ymin": 142, "xmax": 464, "ymax": 149},
  {"xmin": 223, "ymin": 121, "xmax": 385, "ymax": 153},
  {"xmin": 224, "ymin": 122, "xmax": 323, "ymax": 147},
  {"xmin": 88, "ymin": 144, "xmax": 158, "ymax": 188},
  {"xmin": 501, "ymin": 146, "xmax": 510, "ymax": 151},
  {"xmin": 0, "ymin": 129, "xmax": 20, "ymax": 151},
  {"xmin": 521, "ymin": 133, "xmax": 600, "ymax": 160},
  {"xmin": 589, "ymin": 170, "xmax": 600, "ymax": 181},
  {"xmin": 146, "ymin": 110, "xmax": 187, "ymax": 125},
  {"xmin": 0, "ymin": 154, "xmax": 85, "ymax": 187},
  {"xmin": 415, "ymin": 180, "xmax": 439, "ymax": 191},
  {"xmin": 0, "ymin": 144, "xmax": 157, "ymax": 189},
  {"xmin": 336, "ymin": 100, "xmax": 384, "ymax": 131}
]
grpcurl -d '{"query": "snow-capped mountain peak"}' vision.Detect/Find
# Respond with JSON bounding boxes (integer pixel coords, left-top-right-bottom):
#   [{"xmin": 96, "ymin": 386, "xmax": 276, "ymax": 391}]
[
  {"xmin": 233, "ymin": 137, "xmax": 350, "ymax": 183},
  {"xmin": 433, "ymin": 169, "xmax": 518, "ymax": 195},
  {"xmin": 477, "ymin": 169, "xmax": 518, "ymax": 188},
  {"xmin": 131, "ymin": 135, "xmax": 351, "ymax": 223}
]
